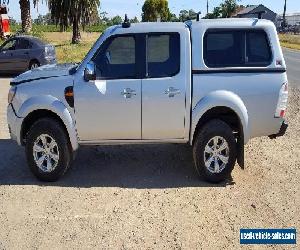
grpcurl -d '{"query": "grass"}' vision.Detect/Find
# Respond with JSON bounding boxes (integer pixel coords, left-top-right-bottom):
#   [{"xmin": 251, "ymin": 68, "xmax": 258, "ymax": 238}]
[
  {"xmin": 0, "ymin": 30, "xmax": 101, "ymax": 63},
  {"xmin": 43, "ymin": 32, "xmax": 100, "ymax": 63},
  {"xmin": 279, "ymin": 34, "xmax": 300, "ymax": 50},
  {"xmin": 7, "ymin": 24, "xmax": 106, "ymax": 63}
]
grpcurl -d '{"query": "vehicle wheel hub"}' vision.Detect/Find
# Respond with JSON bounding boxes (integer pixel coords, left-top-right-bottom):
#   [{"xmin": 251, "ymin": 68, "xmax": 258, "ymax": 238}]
[
  {"xmin": 33, "ymin": 134, "xmax": 59, "ymax": 173},
  {"xmin": 204, "ymin": 136, "xmax": 229, "ymax": 174}
]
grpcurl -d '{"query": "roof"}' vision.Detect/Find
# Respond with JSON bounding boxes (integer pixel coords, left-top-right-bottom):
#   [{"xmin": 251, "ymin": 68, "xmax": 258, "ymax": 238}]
[
  {"xmin": 108, "ymin": 22, "xmax": 188, "ymax": 34},
  {"xmin": 279, "ymin": 13, "xmax": 300, "ymax": 17},
  {"xmin": 188, "ymin": 18, "xmax": 275, "ymax": 31},
  {"xmin": 115, "ymin": 18, "xmax": 273, "ymax": 29},
  {"xmin": 103, "ymin": 18, "xmax": 275, "ymax": 38},
  {"xmin": 233, "ymin": 4, "xmax": 277, "ymax": 17},
  {"xmin": 235, "ymin": 5, "xmax": 258, "ymax": 16},
  {"xmin": 13, "ymin": 35, "xmax": 47, "ymax": 46},
  {"xmin": 195, "ymin": 18, "xmax": 273, "ymax": 26}
]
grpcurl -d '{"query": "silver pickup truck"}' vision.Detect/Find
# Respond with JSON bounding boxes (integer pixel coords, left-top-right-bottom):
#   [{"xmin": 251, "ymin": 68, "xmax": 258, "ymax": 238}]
[{"xmin": 7, "ymin": 18, "xmax": 288, "ymax": 183}]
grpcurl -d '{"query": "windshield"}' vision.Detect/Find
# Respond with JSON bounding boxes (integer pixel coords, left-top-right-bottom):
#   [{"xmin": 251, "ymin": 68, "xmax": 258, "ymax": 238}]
[
  {"xmin": 69, "ymin": 63, "xmax": 79, "ymax": 75},
  {"xmin": 74, "ymin": 32, "xmax": 107, "ymax": 73},
  {"xmin": 1, "ymin": 39, "xmax": 16, "ymax": 51}
]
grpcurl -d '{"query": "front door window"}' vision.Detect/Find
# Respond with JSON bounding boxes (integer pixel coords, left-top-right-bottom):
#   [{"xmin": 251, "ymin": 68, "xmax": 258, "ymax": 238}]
[{"xmin": 92, "ymin": 36, "xmax": 136, "ymax": 79}]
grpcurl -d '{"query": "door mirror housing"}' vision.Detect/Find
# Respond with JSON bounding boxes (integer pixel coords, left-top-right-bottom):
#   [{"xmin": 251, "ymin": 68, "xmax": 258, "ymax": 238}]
[{"xmin": 84, "ymin": 61, "xmax": 96, "ymax": 81}]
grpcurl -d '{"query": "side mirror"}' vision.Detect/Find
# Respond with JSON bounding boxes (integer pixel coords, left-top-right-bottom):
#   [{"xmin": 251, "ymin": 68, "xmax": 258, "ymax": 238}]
[{"xmin": 84, "ymin": 61, "xmax": 96, "ymax": 81}]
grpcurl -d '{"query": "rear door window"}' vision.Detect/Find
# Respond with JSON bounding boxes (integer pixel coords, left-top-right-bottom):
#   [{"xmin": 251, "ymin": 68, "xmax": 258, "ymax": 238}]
[
  {"xmin": 246, "ymin": 31, "xmax": 272, "ymax": 66},
  {"xmin": 204, "ymin": 29, "xmax": 272, "ymax": 68},
  {"xmin": 16, "ymin": 39, "xmax": 32, "ymax": 50},
  {"xmin": 204, "ymin": 31, "xmax": 244, "ymax": 67},
  {"xmin": 146, "ymin": 33, "xmax": 180, "ymax": 78}
]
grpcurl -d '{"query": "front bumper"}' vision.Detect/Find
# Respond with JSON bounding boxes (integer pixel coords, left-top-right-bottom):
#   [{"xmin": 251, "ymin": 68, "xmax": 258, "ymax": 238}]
[
  {"xmin": 42, "ymin": 57, "xmax": 57, "ymax": 65},
  {"xmin": 7, "ymin": 104, "xmax": 23, "ymax": 145},
  {"xmin": 269, "ymin": 120, "xmax": 288, "ymax": 139}
]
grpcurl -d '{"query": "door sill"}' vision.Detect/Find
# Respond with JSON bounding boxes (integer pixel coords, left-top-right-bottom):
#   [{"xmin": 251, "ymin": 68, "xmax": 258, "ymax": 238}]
[{"xmin": 79, "ymin": 138, "xmax": 188, "ymax": 146}]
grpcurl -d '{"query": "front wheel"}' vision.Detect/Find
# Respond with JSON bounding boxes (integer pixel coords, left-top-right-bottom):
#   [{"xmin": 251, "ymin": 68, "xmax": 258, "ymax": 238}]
[
  {"xmin": 29, "ymin": 60, "xmax": 40, "ymax": 70},
  {"xmin": 193, "ymin": 119, "xmax": 237, "ymax": 183},
  {"xmin": 25, "ymin": 118, "xmax": 72, "ymax": 182}
]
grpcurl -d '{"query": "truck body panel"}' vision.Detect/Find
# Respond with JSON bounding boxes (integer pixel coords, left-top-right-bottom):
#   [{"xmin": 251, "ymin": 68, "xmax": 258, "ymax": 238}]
[{"xmin": 6, "ymin": 19, "xmax": 289, "ymax": 182}]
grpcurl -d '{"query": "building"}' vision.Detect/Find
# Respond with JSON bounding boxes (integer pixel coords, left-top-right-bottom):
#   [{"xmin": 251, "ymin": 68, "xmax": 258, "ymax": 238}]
[
  {"xmin": 279, "ymin": 13, "xmax": 300, "ymax": 26},
  {"xmin": 232, "ymin": 4, "xmax": 279, "ymax": 27}
]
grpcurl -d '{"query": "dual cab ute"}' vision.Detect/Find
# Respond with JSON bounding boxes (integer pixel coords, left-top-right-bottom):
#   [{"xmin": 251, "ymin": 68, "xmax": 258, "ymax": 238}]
[{"xmin": 7, "ymin": 18, "xmax": 288, "ymax": 183}]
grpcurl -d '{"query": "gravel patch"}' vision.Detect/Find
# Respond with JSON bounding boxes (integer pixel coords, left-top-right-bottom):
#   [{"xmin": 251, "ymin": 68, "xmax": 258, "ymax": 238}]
[{"xmin": 0, "ymin": 78, "xmax": 299, "ymax": 249}]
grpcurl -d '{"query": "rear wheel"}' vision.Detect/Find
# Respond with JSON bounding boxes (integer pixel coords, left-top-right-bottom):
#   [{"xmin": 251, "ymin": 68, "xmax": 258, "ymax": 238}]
[
  {"xmin": 25, "ymin": 118, "xmax": 72, "ymax": 182},
  {"xmin": 193, "ymin": 119, "xmax": 237, "ymax": 183},
  {"xmin": 29, "ymin": 60, "xmax": 40, "ymax": 70}
]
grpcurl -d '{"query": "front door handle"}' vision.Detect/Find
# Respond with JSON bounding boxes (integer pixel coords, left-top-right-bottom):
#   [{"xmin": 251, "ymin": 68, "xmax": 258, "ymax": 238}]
[
  {"xmin": 165, "ymin": 87, "xmax": 180, "ymax": 98},
  {"xmin": 121, "ymin": 88, "xmax": 136, "ymax": 98}
]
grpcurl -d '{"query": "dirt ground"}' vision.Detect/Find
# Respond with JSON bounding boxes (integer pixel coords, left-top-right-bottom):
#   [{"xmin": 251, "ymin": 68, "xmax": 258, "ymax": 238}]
[{"xmin": 0, "ymin": 78, "xmax": 299, "ymax": 249}]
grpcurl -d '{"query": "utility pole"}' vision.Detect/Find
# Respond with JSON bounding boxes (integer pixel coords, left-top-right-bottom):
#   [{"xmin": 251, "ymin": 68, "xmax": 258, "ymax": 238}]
[
  {"xmin": 283, "ymin": 0, "xmax": 287, "ymax": 28},
  {"xmin": 207, "ymin": 0, "xmax": 209, "ymax": 15}
]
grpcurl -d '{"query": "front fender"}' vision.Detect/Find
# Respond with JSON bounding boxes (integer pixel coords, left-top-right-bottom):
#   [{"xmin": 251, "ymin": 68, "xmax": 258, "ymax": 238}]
[
  {"xmin": 191, "ymin": 90, "xmax": 250, "ymax": 144},
  {"xmin": 17, "ymin": 95, "xmax": 79, "ymax": 151}
]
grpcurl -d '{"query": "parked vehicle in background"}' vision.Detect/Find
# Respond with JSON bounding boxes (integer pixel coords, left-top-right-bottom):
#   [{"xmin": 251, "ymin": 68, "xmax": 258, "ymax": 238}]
[
  {"xmin": 7, "ymin": 18, "xmax": 289, "ymax": 183},
  {"xmin": 0, "ymin": 4, "xmax": 10, "ymax": 39},
  {"xmin": 0, "ymin": 35, "xmax": 56, "ymax": 74}
]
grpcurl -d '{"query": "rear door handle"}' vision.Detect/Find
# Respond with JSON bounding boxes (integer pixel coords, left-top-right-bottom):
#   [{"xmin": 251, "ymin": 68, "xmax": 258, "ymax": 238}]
[
  {"xmin": 121, "ymin": 88, "xmax": 136, "ymax": 98},
  {"xmin": 165, "ymin": 87, "xmax": 180, "ymax": 98}
]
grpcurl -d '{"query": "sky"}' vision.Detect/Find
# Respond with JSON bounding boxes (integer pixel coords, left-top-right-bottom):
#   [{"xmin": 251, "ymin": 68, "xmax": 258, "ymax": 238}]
[{"xmin": 7, "ymin": 0, "xmax": 300, "ymax": 22}]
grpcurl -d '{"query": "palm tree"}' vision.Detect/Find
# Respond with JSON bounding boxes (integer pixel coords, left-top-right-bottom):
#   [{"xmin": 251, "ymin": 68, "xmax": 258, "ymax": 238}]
[
  {"xmin": 283, "ymin": 0, "xmax": 287, "ymax": 28},
  {"xmin": 19, "ymin": 0, "xmax": 32, "ymax": 32},
  {"xmin": 47, "ymin": 0, "xmax": 100, "ymax": 44},
  {"xmin": 18, "ymin": 0, "xmax": 39, "ymax": 33}
]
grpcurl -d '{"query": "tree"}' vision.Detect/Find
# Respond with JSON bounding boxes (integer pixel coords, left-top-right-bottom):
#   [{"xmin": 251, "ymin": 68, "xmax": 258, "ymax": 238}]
[
  {"xmin": 204, "ymin": 0, "xmax": 240, "ymax": 19},
  {"xmin": 33, "ymin": 13, "xmax": 55, "ymax": 25},
  {"xmin": 47, "ymin": 0, "xmax": 100, "ymax": 44},
  {"xmin": 0, "ymin": 0, "xmax": 29, "ymax": 32},
  {"xmin": 205, "ymin": 6, "xmax": 222, "ymax": 19},
  {"xmin": 219, "ymin": 0, "xmax": 239, "ymax": 18},
  {"xmin": 178, "ymin": 10, "xmax": 188, "ymax": 22},
  {"xmin": 283, "ymin": 0, "xmax": 287, "ymax": 28},
  {"xmin": 33, "ymin": 14, "xmax": 44, "ymax": 25},
  {"xmin": 130, "ymin": 16, "xmax": 139, "ymax": 23},
  {"xmin": 170, "ymin": 13, "xmax": 179, "ymax": 22},
  {"xmin": 19, "ymin": 0, "xmax": 32, "ymax": 32},
  {"xmin": 142, "ymin": 0, "xmax": 171, "ymax": 22},
  {"xmin": 89, "ymin": 4, "xmax": 100, "ymax": 25},
  {"xmin": 110, "ymin": 15, "xmax": 122, "ymax": 25},
  {"xmin": 179, "ymin": 9, "xmax": 197, "ymax": 22}
]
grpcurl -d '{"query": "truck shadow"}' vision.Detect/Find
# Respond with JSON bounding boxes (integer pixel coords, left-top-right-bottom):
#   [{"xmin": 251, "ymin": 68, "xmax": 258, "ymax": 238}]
[
  {"xmin": 0, "ymin": 139, "xmax": 235, "ymax": 188},
  {"xmin": 0, "ymin": 73, "xmax": 19, "ymax": 78}
]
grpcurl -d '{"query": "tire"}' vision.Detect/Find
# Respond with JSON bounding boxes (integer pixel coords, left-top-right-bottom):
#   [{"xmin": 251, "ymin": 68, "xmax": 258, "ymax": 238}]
[
  {"xmin": 193, "ymin": 119, "xmax": 237, "ymax": 183},
  {"xmin": 29, "ymin": 60, "xmax": 40, "ymax": 70},
  {"xmin": 25, "ymin": 118, "xmax": 72, "ymax": 182}
]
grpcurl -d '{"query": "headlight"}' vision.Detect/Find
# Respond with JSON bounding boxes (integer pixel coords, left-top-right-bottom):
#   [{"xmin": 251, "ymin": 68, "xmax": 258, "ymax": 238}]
[{"xmin": 8, "ymin": 86, "xmax": 17, "ymax": 104}]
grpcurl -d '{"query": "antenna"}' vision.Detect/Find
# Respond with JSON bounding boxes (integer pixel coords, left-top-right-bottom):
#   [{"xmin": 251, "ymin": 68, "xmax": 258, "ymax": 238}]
[
  {"xmin": 196, "ymin": 11, "xmax": 202, "ymax": 21},
  {"xmin": 122, "ymin": 14, "xmax": 131, "ymax": 28}
]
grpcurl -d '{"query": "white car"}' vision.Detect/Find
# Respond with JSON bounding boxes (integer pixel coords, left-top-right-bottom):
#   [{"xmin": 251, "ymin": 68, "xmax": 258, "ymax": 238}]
[{"xmin": 7, "ymin": 18, "xmax": 288, "ymax": 183}]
